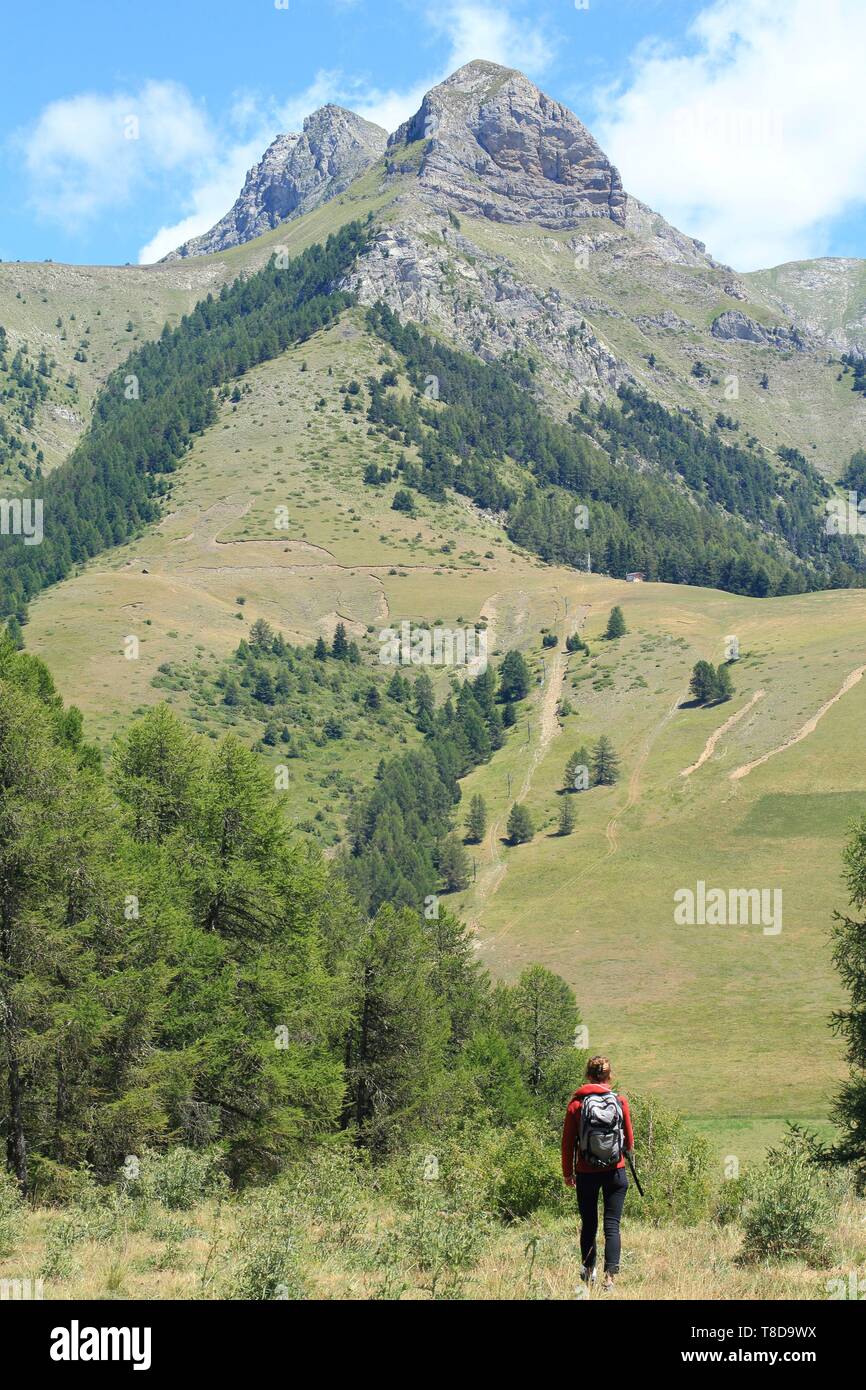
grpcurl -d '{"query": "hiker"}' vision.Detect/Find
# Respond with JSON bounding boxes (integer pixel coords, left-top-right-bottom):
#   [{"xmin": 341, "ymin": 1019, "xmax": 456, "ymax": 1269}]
[{"xmin": 562, "ymin": 1055, "xmax": 634, "ymax": 1291}]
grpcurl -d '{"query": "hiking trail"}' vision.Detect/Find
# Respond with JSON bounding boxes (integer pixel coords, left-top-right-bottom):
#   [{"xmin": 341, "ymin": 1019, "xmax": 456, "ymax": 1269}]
[
  {"xmin": 729, "ymin": 667, "xmax": 865, "ymax": 782},
  {"xmin": 680, "ymin": 690, "xmax": 766, "ymax": 777}
]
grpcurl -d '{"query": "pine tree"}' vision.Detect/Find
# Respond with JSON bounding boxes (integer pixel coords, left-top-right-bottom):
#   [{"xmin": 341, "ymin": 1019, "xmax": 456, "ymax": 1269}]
[
  {"xmin": 499, "ymin": 650, "xmax": 531, "ymax": 702},
  {"xmin": 414, "ymin": 671, "xmax": 435, "ymax": 729},
  {"xmin": 332, "ymin": 622, "xmax": 349, "ymax": 659},
  {"xmin": 831, "ymin": 819, "xmax": 866, "ymax": 1183},
  {"xmin": 712, "ymin": 662, "xmax": 735, "ymax": 702},
  {"xmin": 564, "ymin": 749, "xmax": 590, "ymax": 792},
  {"xmin": 249, "ymin": 618, "xmax": 274, "ymax": 651},
  {"xmin": 341, "ymin": 905, "xmax": 449, "ymax": 1151},
  {"xmin": 253, "ymin": 670, "xmax": 275, "ymax": 705},
  {"xmin": 439, "ymin": 834, "xmax": 472, "ymax": 892},
  {"xmin": 605, "ymin": 606, "xmax": 627, "ymax": 639},
  {"xmin": 591, "ymin": 735, "xmax": 621, "ymax": 786},
  {"xmin": 466, "ymin": 793, "xmax": 487, "ymax": 844},
  {"xmin": 495, "ymin": 965, "xmax": 580, "ymax": 1094},
  {"xmin": 689, "ymin": 660, "xmax": 717, "ymax": 704},
  {"xmin": 507, "ymin": 803, "xmax": 534, "ymax": 845},
  {"xmin": 558, "ymin": 799, "xmax": 576, "ymax": 835}
]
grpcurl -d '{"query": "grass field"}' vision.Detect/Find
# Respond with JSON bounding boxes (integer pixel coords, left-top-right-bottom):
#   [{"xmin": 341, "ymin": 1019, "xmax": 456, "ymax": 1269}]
[
  {"xmin": 3, "ymin": 1189, "xmax": 864, "ymax": 1302},
  {"xmin": 17, "ymin": 308, "xmax": 866, "ymax": 1172}
]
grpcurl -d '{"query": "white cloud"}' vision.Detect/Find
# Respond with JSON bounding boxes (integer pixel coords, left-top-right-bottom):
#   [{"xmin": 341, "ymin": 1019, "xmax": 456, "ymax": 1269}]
[
  {"xmin": 431, "ymin": 0, "xmax": 552, "ymax": 75},
  {"xmin": 18, "ymin": 2, "xmax": 553, "ymax": 263},
  {"xmin": 140, "ymin": 1, "xmax": 553, "ymax": 262},
  {"xmin": 594, "ymin": 0, "xmax": 866, "ymax": 270},
  {"xmin": 21, "ymin": 81, "xmax": 214, "ymax": 224},
  {"xmin": 137, "ymin": 137, "xmax": 267, "ymax": 264}
]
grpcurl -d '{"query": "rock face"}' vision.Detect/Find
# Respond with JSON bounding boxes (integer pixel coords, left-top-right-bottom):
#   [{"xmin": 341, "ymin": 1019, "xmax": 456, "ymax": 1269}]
[
  {"xmin": 711, "ymin": 309, "xmax": 808, "ymax": 351},
  {"xmin": 164, "ymin": 106, "xmax": 387, "ymax": 260},
  {"xmin": 388, "ymin": 60, "xmax": 627, "ymax": 230}
]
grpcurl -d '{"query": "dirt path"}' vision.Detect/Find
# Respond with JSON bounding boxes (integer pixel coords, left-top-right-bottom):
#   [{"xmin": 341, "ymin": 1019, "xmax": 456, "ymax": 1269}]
[
  {"xmin": 605, "ymin": 689, "xmax": 685, "ymax": 855},
  {"xmin": 729, "ymin": 667, "xmax": 865, "ymax": 782},
  {"xmin": 680, "ymin": 690, "xmax": 766, "ymax": 777},
  {"xmin": 469, "ymin": 600, "xmax": 587, "ymax": 920}
]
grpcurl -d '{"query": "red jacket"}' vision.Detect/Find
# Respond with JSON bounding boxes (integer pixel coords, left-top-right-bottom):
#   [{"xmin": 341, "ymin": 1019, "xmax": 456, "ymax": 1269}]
[{"xmin": 561, "ymin": 1083, "xmax": 634, "ymax": 1180}]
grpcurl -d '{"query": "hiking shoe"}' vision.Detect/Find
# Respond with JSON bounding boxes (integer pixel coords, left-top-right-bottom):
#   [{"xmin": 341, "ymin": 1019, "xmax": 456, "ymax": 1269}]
[{"xmin": 579, "ymin": 1265, "xmax": 597, "ymax": 1285}]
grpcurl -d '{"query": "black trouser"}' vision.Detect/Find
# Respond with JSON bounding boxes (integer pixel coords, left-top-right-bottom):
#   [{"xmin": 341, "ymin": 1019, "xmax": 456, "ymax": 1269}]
[{"xmin": 575, "ymin": 1167, "xmax": 628, "ymax": 1274}]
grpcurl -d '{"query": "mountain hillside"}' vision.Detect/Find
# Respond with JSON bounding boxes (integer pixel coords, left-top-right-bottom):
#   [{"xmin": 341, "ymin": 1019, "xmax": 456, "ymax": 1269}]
[
  {"xmin": 2, "ymin": 61, "xmax": 864, "ymax": 486},
  {"xmin": 163, "ymin": 105, "xmax": 388, "ymax": 260}
]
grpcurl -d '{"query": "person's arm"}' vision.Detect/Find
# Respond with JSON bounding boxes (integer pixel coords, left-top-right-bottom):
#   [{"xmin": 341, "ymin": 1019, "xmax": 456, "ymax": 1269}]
[
  {"xmin": 621, "ymin": 1095, "xmax": 634, "ymax": 1156},
  {"xmin": 561, "ymin": 1101, "xmax": 579, "ymax": 1186}
]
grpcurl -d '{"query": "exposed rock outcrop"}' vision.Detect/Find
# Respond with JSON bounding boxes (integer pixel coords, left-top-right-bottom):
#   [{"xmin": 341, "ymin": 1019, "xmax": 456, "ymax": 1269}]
[
  {"xmin": 387, "ymin": 60, "xmax": 627, "ymax": 230},
  {"xmin": 164, "ymin": 106, "xmax": 387, "ymax": 260},
  {"xmin": 711, "ymin": 309, "xmax": 808, "ymax": 351}
]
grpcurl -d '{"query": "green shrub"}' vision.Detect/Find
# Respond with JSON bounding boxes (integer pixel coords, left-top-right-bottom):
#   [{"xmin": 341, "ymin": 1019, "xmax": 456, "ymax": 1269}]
[
  {"xmin": 279, "ymin": 1145, "xmax": 370, "ymax": 1249},
  {"xmin": 740, "ymin": 1130, "xmax": 838, "ymax": 1264},
  {"xmin": 224, "ymin": 1193, "xmax": 306, "ymax": 1301},
  {"xmin": 625, "ymin": 1092, "xmax": 713, "ymax": 1225},
  {"xmin": 0, "ymin": 1170, "xmax": 24, "ymax": 1255},
  {"xmin": 126, "ymin": 1147, "xmax": 228, "ymax": 1211},
  {"xmin": 713, "ymin": 1174, "xmax": 751, "ymax": 1227},
  {"xmin": 473, "ymin": 1120, "xmax": 563, "ymax": 1221}
]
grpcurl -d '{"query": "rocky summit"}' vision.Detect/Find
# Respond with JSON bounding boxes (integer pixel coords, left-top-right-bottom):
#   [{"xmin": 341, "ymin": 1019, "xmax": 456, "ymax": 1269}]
[
  {"xmin": 388, "ymin": 60, "xmax": 627, "ymax": 230},
  {"xmin": 164, "ymin": 105, "xmax": 388, "ymax": 260}
]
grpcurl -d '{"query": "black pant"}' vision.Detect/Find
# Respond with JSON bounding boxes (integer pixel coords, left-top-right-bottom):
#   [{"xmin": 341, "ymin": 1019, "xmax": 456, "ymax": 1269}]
[{"xmin": 575, "ymin": 1167, "xmax": 628, "ymax": 1274}]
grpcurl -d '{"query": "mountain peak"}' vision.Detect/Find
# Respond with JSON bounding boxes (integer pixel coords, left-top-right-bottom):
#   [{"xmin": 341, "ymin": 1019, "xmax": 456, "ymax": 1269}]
[
  {"xmin": 388, "ymin": 62, "xmax": 626, "ymax": 230},
  {"xmin": 164, "ymin": 105, "xmax": 387, "ymax": 261}
]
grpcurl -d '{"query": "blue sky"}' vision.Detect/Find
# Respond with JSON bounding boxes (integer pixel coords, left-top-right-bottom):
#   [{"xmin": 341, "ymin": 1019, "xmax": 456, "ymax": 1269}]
[{"xmin": 2, "ymin": 0, "xmax": 864, "ymax": 271}]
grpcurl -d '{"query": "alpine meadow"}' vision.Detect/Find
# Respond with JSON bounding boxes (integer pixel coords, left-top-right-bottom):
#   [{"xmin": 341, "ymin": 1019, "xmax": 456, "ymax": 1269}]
[{"xmin": 3, "ymin": 1, "xmax": 866, "ymax": 1331}]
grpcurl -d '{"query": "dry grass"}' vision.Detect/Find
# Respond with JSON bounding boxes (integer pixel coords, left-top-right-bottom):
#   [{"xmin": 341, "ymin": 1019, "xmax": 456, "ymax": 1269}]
[{"xmin": 3, "ymin": 1192, "xmax": 864, "ymax": 1302}]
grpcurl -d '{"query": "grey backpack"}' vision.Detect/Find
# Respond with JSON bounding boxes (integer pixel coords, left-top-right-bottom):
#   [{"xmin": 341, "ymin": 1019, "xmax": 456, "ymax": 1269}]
[{"xmin": 578, "ymin": 1091, "xmax": 625, "ymax": 1168}]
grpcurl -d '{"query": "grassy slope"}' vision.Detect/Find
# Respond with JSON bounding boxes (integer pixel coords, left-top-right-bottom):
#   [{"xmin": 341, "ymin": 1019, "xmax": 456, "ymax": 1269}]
[
  {"xmin": 0, "ymin": 160, "xmax": 400, "ymax": 472},
  {"xmin": 458, "ymin": 215, "xmax": 866, "ymax": 479},
  {"xmin": 3, "ymin": 1190, "xmax": 865, "ymax": 1301},
  {"xmin": 20, "ymin": 309, "xmax": 866, "ymax": 1169}
]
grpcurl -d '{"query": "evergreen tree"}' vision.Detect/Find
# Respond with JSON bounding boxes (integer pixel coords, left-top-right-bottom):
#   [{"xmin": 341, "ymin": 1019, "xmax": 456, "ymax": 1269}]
[
  {"xmin": 341, "ymin": 905, "xmax": 449, "ymax": 1152},
  {"xmin": 689, "ymin": 660, "xmax": 717, "ymax": 704},
  {"xmin": 249, "ymin": 618, "xmax": 274, "ymax": 651},
  {"xmin": 832, "ymin": 818, "xmax": 866, "ymax": 1185},
  {"xmin": 558, "ymin": 799, "xmax": 576, "ymax": 836},
  {"xmin": 495, "ymin": 965, "xmax": 580, "ymax": 1094},
  {"xmin": 439, "ymin": 834, "xmax": 472, "ymax": 892},
  {"xmin": 466, "ymin": 793, "xmax": 487, "ymax": 844},
  {"xmin": 414, "ymin": 671, "xmax": 435, "ymax": 729},
  {"xmin": 253, "ymin": 670, "xmax": 275, "ymax": 705},
  {"xmin": 605, "ymin": 606, "xmax": 627, "ymax": 639},
  {"xmin": 499, "ymin": 650, "xmax": 531, "ymax": 702},
  {"xmin": 507, "ymin": 803, "xmax": 534, "ymax": 845},
  {"xmin": 712, "ymin": 662, "xmax": 735, "ymax": 702},
  {"xmin": 332, "ymin": 622, "xmax": 349, "ymax": 659},
  {"xmin": 591, "ymin": 735, "xmax": 621, "ymax": 787}
]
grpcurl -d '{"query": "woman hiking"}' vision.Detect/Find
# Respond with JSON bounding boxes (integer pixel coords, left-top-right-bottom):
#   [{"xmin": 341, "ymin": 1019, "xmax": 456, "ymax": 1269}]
[{"xmin": 561, "ymin": 1055, "xmax": 634, "ymax": 1292}]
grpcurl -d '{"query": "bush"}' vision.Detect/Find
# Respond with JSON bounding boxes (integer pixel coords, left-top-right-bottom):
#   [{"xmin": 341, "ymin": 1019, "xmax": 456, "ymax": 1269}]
[
  {"xmin": 126, "ymin": 1147, "xmax": 228, "ymax": 1211},
  {"xmin": 625, "ymin": 1092, "xmax": 713, "ymax": 1225},
  {"xmin": 740, "ymin": 1129, "xmax": 839, "ymax": 1264},
  {"xmin": 712, "ymin": 1173, "xmax": 751, "ymax": 1227},
  {"xmin": 474, "ymin": 1120, "xmax": 563, "ymax": 1222},
  {"xmin": 0, "ymin": 1170, "xmax": 24, "ymax": 1256},
  {"xmin": 383, "ymin": 1147, "xmax": 490, "ymax": 1299},
  {"xmin": 279, "ymin": 1146, "xmax": 371, "ymax": 1250},
  {"xmin": 224, "ymin": 1192, "xmax": 306, "ymax": 1300}
]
